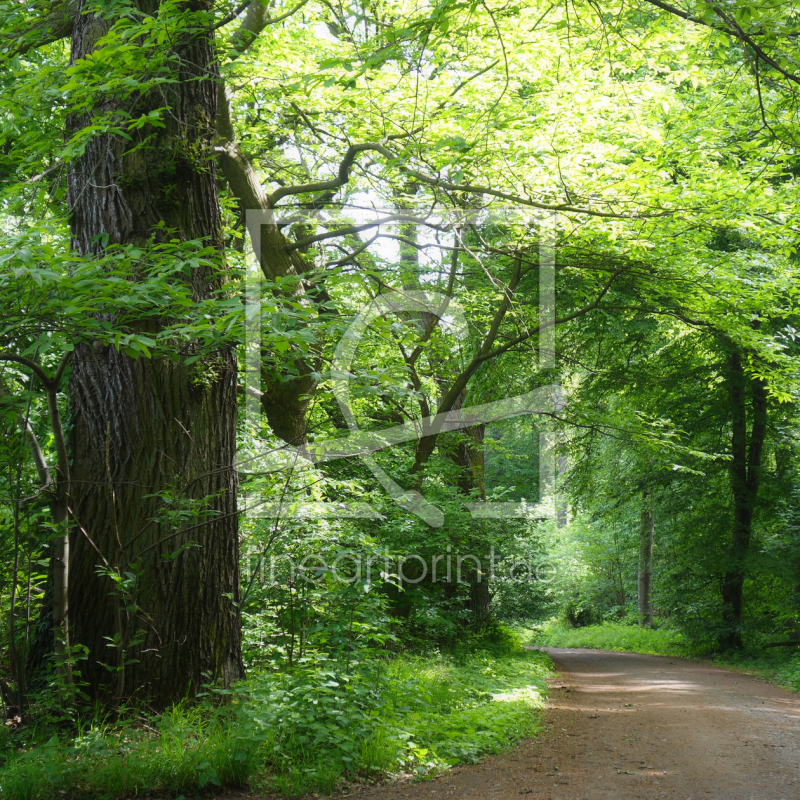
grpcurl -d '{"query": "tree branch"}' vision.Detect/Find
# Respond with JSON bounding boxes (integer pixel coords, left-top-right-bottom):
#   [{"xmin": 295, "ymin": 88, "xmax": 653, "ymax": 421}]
[
  {"xmin": 269, "ymin": 143, "xmax": 389, "ymax": 205},
  {"xmin": 3, "ymin": 1, "xmax": 76, "ymax": 58},
  {"xmin": 408, "ymin": 264, "xmax": 629, "ymax": 477},
  {"xmin": 269, "ymin": 141, "xmax": 672, "ymax": 219},
  {"xmin": 405, "ymin": 242, "xmax": 460, "ymax": 367},
  {"xmin": 640, "ymin": 0, "xmax": 715, "ymax": 28},
  {"xmin": 479, "ymin": 269, "xmax": 623, "ymax": 363},
  {"xmin": 215, "ymin": 0, "xmax": 311, "ymax": 213},
  {"xmin": 0, "ymin": 380, "xmax": 50, "ymax": 490},
  {"xmin": 409, "ymin": 257, "xmax": 524, "ymax": 475},
  {"xmin": 286, "ymin": 214, "xmax": 443, "ymax": 251},
  {"xmin": 324, "ymin": 233, "xmax": 379, "ymax": 266},
  {"xmin": 641, "ymin": 0, "xmax": 800, "ymax": 86},
  {"xmin": 215, "ymin": 0, "xmax": 310, "ymax": 39},
  {"xmin": 712, "ymin": 6, "xmax": 800, "ymax": 87},
  {"xmin": 0, "ymin": 353, "xmax": 54, "ymax": 389}
]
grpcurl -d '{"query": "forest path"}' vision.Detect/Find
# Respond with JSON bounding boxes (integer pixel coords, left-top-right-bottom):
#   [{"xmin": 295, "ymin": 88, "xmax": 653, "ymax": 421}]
[{"xmin": 329, "ymin": 647, "xmax": 800, "ymax": 800}]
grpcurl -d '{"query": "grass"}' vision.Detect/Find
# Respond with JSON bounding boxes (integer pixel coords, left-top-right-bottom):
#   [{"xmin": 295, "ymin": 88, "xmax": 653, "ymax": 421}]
[
  {"xmin": 381, "ymin": 649, "xmax": 550, "ymax": 769},
  {"xmin": 530, "ymin": 620, "xmax": 690, "ymax": 657},
  {"xmin": 705, "ymin": 647, "xmax": 800, "ymax": 694},
  {"xmin": 531, "ymin": 620, "xmax": 800, "ymax": 695},
  {"xmin": 0, "ymin": 637, "xmax": 553, "ymax": 799},
  {"xmin": 0, "ymin": 704, "xmax": 255, "ymax": 800}
]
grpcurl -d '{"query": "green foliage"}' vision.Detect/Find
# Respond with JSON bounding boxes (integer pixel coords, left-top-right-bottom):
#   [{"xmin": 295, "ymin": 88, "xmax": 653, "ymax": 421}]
[
  {"xmin": 0, "ymin": 642, "xmax": 552, "ymax": 799},
  {"xmin": 2, "ymin": 0, "xmax": 800, "ymax": 795},
  {"xmin": 710, "ymin": 648, "xmax": 800, "ymax": 695},
  {"xmin": 532, "ymin": 621, "xmax": 691, "ymax": 658},
  {"xmin": 0, "ymin": 704, "xmax": 253, "ymax": 799}
]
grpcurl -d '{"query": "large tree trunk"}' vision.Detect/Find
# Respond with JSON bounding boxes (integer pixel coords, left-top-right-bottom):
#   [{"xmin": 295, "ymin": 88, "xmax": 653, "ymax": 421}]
[
  {"xmin": 638, "ymin": 491, "xmax": 654, "ymax": 628},
  {"xmin": 720, "ymin": 347, "xmax": 767, "ymax": 650},
  {"xmin": 66, "ymin": 0, "xmax": 242, "ymax": 705}
]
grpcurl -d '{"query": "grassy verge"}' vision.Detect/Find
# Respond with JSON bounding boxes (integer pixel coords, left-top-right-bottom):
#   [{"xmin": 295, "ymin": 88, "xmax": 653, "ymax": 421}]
[
  {"xmin": 530, "ymin": 620, "xmax": 800, "ymax": 694},
  {"xmin": 0, "ymin": 642, "xmax": 552, "ymax": 799},
  {"xmin": 530, "ymin": 621, "xmax": 690, "ymax": 657}
]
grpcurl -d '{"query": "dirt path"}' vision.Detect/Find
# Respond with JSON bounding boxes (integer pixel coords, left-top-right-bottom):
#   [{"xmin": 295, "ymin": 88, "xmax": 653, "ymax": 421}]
[{"xmin": 327, "ymin": 647, "xmax": 800, "ymax": 800}]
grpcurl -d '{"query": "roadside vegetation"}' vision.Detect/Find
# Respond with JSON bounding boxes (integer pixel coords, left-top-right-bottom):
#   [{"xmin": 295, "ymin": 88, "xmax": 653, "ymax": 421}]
[
  {"xmin": 532, "ymin": 621, "xmax": 800, "ymax": 695},
  {"xmin": 0, "ymin": 630, "xmax": 551, "ymax": 799},
  {"xmin": 531, "ymin": 621, "xmax": 690, "ymax": 658}
]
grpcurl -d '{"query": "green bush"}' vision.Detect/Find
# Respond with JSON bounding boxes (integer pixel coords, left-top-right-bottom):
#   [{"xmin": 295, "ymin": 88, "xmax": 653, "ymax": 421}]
[
  {"xmin": 708, "ymin": 648, "xmax": 800, "ymax": 695},
  {"xmin": 531, "ymin": 620, "xmax": 690, "ymax": 656},
  {"xmin": 0, "ymin": 644, "xmax": 553, "ymax": 799},
  {"xmin": 0, "ymin": 705, "xmax": 253, "ymax": 799}
]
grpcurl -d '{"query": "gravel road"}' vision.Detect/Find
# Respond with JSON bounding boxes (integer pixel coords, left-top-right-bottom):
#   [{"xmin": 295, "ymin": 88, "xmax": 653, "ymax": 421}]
[{"xmin": 331, "ymin": 647, "xmax": 800, "ymax": 800}]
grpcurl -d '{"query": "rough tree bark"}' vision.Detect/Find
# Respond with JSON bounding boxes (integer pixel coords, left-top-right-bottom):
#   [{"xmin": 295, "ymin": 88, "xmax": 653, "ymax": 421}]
[
  {"xmin": 638, "ymin": 491, "xmax": 654, "ymax": 628},
  {"xmin": 66, "ymin": 0, "xmax": 242, "ymax": 705},
  {"xmin": 720, "ymin": 346, "xmax": 767, "ymax": 650}
]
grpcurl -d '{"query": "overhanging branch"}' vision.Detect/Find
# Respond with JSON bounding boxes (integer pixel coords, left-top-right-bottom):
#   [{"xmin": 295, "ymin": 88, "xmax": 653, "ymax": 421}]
[
  {"xmin": 269, "ymin": 141, "xmax": 674, "ymax": 219},
  {"xmin": 3, "ymin": 1, "xmax": 76, "ymax": 58},
  {"xmin": 286, "ymin": 214, "xmax": 447, "ymax": 251},
  {"xmin": 641, "ymin": 0, "xmax": 800, "ymax": 86}
]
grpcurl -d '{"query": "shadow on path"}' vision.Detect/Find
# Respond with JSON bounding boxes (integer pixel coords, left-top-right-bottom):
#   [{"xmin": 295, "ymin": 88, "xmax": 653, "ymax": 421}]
[{"xmin": 325, "ymin": 647, "xmax": 800, "ymax": 800}]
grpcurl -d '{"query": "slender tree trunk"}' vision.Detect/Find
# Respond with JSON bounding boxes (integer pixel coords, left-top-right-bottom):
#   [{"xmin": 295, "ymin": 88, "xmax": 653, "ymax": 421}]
[
  {"xmin": 468, "ymin": 579, "xmax": 492, "ymax": 629},
  {"xmin": 66, "ymin": 0, "xmax": 242, "ymax": 705},
  {"xmin": 638, "ymin": 491, "xmax": 654, "ymax": 628},
  {"xmin": 9, "ymin": 466, "xmax": 25, "ymax": 710},
  {"xmin": 1, "ymin": 374, "xmax": 73, "ymax": 689},
  {"xmin": 46, "ymin": 384, "xmax": 71, "ymax": 684},
  {"xmin": 556, "ymin": 454, "xmax": 568, "ymax": 528},
  {"xmin": 720, "ymin": 347, "xmax": 767, "ymax": 650},
  {"xmin": 461, "ymin": 425, "xmax": 492, "ymax": 628},
  {"xmin": 442, "ymin": 392, "xmax": 492, "ymax": 626}
]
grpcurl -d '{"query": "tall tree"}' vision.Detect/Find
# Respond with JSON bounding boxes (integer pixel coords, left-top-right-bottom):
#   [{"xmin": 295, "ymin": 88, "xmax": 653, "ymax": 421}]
[
  {"xmin": 1, "ymin": 0, "xmax": 247, "ymax": 704},
  {"xmin": 720, "ymin": 343, "xmax": 768, "ymax": 648},
  {"xmin": 638, "ymin": 493, "xmax": 654, "ymax": 628}
]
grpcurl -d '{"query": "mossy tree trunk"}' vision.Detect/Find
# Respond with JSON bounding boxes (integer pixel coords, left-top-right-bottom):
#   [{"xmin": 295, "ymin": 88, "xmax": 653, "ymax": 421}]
[{"xmin": 65, "ymin": 0, "xmax": 242, "ymax": 705}]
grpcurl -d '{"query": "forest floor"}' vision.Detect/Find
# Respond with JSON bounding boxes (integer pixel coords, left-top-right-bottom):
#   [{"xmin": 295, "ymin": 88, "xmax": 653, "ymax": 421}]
[{"xmin": 218, "ymin": 646, "xmax": 800, "ymax": 800}]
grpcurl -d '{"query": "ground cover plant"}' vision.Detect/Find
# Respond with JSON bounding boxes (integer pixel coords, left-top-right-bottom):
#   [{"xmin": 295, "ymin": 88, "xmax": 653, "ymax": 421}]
[
  {"xmin": 531, "ymin": 621, "xmax": 691, "ymax": 658},
  {"xmin": 0, "ymin": 637, "xmax": 551, "ymax": 799}
]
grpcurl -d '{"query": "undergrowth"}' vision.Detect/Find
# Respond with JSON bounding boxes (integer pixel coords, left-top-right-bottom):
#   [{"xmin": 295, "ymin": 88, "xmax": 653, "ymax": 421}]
[
  {"xmin": 0, "ymin": 635, "xmax": 552, "ymax": 799},
  {"xmin": 530, "ymin": 620, "xmax": 690, "ymax": 657},
  {"xmin": 705, "ymin": 648, "xmax": 800, "ymax": 694},
  {"xmin": 531, "ymin": 620, "xmax": 800, "ymax": 694}
]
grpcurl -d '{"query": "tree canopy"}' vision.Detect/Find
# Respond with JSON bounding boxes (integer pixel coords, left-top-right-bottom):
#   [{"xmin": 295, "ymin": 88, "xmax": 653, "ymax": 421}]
[{"xmin": 0, "ymin": 0, "xmax": 799, "ymax": 793}]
